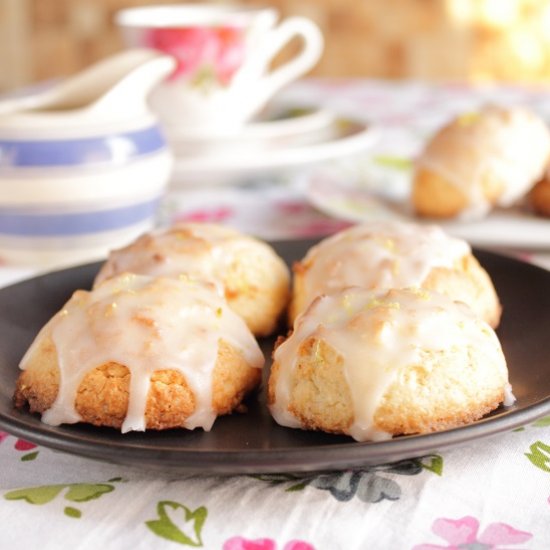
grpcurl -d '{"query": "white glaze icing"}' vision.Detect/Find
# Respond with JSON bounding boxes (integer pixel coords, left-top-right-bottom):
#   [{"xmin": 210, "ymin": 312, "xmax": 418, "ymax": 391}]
[
  {"xmin": 271, "ymin": 287, "xmax": 510, "ymax": 442},
  {"xmin": 416, "ymin": 106, "xmax": 550, "ymax": 219},
  {"xmin": 296, "ymin": 221, "xmax": 470, "ymax": 316},
  {"xmin": 503, "ymin": 382, "xmax": 516, "ymax": 407},
  {"xmin": 20, "ymin": 274, "xmax": 264, "ymax": 432},
  {"xmin": 94, "ymin": 222, "xmax": 280, "ymax": 293}
]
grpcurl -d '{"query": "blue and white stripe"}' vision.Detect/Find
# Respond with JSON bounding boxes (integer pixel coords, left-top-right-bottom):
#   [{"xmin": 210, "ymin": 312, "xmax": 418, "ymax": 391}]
[
  {"xmin": 0, "ymin": 122, "xmax": 173, "ymax": 264},
  {"xmin": 0, "ymin": 126, "xmax": 166, "ymax": 169},
  {"xmin": 0, "ymin": 198, "xmax": 160, "ymax": 236}
]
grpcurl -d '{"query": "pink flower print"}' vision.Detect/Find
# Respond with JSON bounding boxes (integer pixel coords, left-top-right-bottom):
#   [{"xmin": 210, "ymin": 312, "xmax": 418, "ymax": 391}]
[
  {"xmin": 283, "ymin": 542, "xmax": 315, "ymax": 550},
  {"xmin": 175, "ymin": 206, "xmax": 233, "ymax": 224},
  {"xmin": 14, "ymin": 439, "xmax": 37, "ymax": 452},
  {"xmin": 275, "ymin": 201, "xmax": 311, "ymax": 215},
  {"xmin": 293, "ymin": 219, "xmax": 353, "ymax": 238},
  {"xmin": 0, "ymin": 433, "xmax": 39, "ymax": 460},
  {"xmin": 214, "ymin": 27, "xmax": 246, "ymax": 85},
  {"xmin": 412, "ymin": 516, "xmax": 532, "ymax": 550},
  {"xmin": 516, "ymin": 252, "xmax": 533, "ymax": 264},
  {"xmin": 223, "ymin": 538, "xmax": 315, "ymax": 550},
  {"xmin": 147, "ymin": 25, "xmax": 245, "ymax": 84},
  {"xmin": 147, "ymin": 27, "xmax": 219, "ymax": 80},
  {"xmin": 223, "ymin": 538, "xmax": 275, "ymax": 550},
  {"xmin": 478, "ymin": 523, "xmax": 533, "ymax": 547}
]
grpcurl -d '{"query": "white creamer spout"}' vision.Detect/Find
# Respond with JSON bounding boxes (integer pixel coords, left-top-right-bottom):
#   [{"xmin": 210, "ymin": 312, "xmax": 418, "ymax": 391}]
[
  {"xmin": 0, "ymin": 49, "xmax": 175, "ymax": 127},
  {"xmin": 90, "ymin": 49, "xmax": 176, "ymax": 118}
]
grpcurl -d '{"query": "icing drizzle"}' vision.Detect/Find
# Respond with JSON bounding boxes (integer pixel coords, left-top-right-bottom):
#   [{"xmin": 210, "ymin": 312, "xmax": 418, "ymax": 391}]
[
  {"xmin": 20, "ymin": 274, "xmax": 264, "ymax": 432},
  {"xmin": 94, "ymin": 222, "xmax": 281, "ymax": 292},
  {"xmin": 272, "ymin": 287, "xmax": 510, "ymax": 442},
  {"xmin": 296, "ymin": 221, "xmax": 470, "ymax": 317},
  {"xmin": 416, "ymin": 105, "xmax": 550, "ymax": 219}
]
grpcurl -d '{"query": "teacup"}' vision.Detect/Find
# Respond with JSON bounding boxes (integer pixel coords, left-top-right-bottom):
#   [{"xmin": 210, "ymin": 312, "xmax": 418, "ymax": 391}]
[{"xmin": 116, "ymin": 5, "xmax": 324, "ymax": 135}]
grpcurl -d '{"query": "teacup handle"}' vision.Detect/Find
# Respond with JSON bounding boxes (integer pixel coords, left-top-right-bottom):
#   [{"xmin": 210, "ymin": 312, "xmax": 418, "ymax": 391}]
[{"xmin": 256, "ymin": 17, "xmax": 324, "ymax": 102}]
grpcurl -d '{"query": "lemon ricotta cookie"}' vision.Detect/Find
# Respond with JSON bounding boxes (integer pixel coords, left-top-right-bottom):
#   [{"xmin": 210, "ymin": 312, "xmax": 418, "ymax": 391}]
[
  {"xmin": 290, "ymin": 221, "xmax": 501, "ymax": 328},
  {"xmin": 413, "ymin": 106, "xmax": 550, "ymax": 220},
  {"xmin": 94, "ymin": 223, "xmax": 290, "ymax": 337},
  {"xmin": 14, "ymin": 274, "xmax": 264, "ymax": 432},
  {"xmin": 270, "ymin": 287, "xmax": 513, "ymax": 442},
  {"xmin": 530, "ymin": 173, "xmax": 550, "ymax": 217}
]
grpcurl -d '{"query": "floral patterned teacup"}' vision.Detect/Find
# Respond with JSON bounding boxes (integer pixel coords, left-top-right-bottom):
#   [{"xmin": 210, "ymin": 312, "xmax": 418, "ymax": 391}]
[{"xmin": 116, "ymin": 5, "xmax": 323, "ymax": 135}]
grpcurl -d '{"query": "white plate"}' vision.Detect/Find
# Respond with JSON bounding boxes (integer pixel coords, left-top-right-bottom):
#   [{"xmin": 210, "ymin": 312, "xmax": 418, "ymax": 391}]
[
  {"xmin": 168, "ymin": 107, "xmax": 337, "ymax": 158},
  {"xmin": 167, "ymin": 105, "xmax": 336, "ymax": 142},
  {"xmin": 306, "ymin": 163, "xmax": 550, "ymax": 250},
  {"xmin": 169, "ymin": 117, "xmax": 377, "ymax": 187}
]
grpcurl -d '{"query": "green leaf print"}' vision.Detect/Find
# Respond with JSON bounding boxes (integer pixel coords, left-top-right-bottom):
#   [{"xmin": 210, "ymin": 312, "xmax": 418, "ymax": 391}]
[
  {"xmin": 4, "ymin": 481, "xmax": 118, "ymax": 517},
  {"xmin": 420, "ymin": 455, "xmax": 444, "ymax": 476},
  {"xmin": 5, "ymin": 482, "xmax": 115, "ymax": 505},
  {"xmin": 286, "ymin": 482, "xmax": 308, "ymax": 492},
  {"xmin": 64, "ymin": 506, "xmax": 82, "ymax": 519},
  {"xmin": 251, "ymin": 473, "xmax": 306, "ymax": 487},
  {"xmin": 146, "ymin": 501, "xmax": 207, "ymax": 547},
  {"xmin": 20, "ymin": 451, "xmax": 39, "ymax": 462},
  {"xmin": 533, "ymin": 416, "xmax": 550, "ymax": 428},
  {"xmin": 254, "ymin": 458, "xmax": 428, "ymax": 503},
  {"xmin": 63, "ymin": 483, "xmax": 114, "ymax": 502},
  {"xmin": 525, "ymin": 440, "xmax": 550, "ymax": 472},
  {"xmin": 5, "ymin": 485, "xmax": 65, "ymax": 505},
  {"xmin": 372, "ymin": 155, "xmax": 413, "ymax": 171}
]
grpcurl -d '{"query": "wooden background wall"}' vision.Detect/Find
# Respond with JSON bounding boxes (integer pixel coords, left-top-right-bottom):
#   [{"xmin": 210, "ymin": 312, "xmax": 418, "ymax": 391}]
[{"xmin": 2, "ymin": 0, "xmax": 550, "ymax": 92}]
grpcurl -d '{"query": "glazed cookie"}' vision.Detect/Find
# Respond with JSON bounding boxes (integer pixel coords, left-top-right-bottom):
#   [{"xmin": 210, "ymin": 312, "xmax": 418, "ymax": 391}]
[
  {"xmin": 413, "ymin": 106, "xmax": 550, "ymax": 219},
  {"xmin": 94, "ymin": 223, "xmax": 290, "ymax": 337},
  {"xmin": 14, "ymin": 274, "xmax": 264, "ymax": 432},
  {"xmin": 530, "ymin": 174, "xmax": 550, "ymax": 217},
  {"xmin": 290, "ymin": 221, "xmax": 501, "ymax": 328},
  {"xmin": 269, "ymin": 287, "xmax": 512, "ymax": 442}
]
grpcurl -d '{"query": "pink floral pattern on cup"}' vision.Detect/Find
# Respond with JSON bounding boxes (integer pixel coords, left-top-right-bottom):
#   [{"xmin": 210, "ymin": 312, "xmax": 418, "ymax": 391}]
[
  {"xmin": 223, "ymin": 538, "xmax": 315, "ymax": 550},
  {"xmin": 412, "ymin": 516, "xmax": 532, "ymax": 550},
  {"xmin": 147, "ymin": 26, "xmax": 246, "ymax": 84}
]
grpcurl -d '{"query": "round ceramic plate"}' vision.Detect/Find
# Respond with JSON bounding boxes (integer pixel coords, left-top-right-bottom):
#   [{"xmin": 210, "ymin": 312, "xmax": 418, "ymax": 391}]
[
  {"xmin": 170, "ymin": 118, "xmax": 377, "ymax": 187},
  {"xmin": 167, "ymin": 105, "xmax": 336, "ymax": 142},
  {"xmin": 0, "ymin": 239, "xmax": 549, "ymax": 474},
  {"xmin": 305, "ymin": 163, "xmax": 550, "ymax": 249}
]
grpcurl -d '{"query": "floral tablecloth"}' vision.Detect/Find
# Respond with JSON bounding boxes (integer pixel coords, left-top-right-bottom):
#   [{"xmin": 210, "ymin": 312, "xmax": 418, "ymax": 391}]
[{"xmin": 1, "ymin": 79, "xmax": 550, "ymax": 550}]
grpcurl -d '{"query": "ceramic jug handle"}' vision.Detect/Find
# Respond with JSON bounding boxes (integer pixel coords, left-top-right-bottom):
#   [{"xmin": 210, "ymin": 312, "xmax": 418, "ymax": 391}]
[{"xmin": 257, "ymin": 17, "xmax": 323, "ymax": 102}]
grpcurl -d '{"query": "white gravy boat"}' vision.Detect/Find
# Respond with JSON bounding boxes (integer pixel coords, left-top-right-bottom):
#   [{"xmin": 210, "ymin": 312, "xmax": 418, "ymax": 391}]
[{"xmin": 0, "ymin": 49, "xmax": 175, "ymax": 268}]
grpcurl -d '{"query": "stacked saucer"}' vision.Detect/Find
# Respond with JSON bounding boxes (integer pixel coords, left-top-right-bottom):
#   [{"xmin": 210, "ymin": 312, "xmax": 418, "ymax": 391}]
[{"xmin": 165, "ymin": 103, "xmax": 377, "ymax": 187}]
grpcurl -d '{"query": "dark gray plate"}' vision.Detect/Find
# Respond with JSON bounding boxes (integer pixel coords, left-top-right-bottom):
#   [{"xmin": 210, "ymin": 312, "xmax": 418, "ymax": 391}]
[{"xmin": 0, "ymin": 240, "xmax": 549, "ymax": 474}]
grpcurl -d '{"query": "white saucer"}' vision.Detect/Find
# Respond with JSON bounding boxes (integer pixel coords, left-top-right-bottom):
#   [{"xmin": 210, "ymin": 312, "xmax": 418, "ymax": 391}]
[
  {"xmin": 167, "ymin": 105, "xmax": 336, "ymax": 142},
  {"xmin": 169, "ymin": 110, "xmax": 377, "ymax": 187},
  {"xmin": 306, "ymin": 162, "xmax": 550, "ymax": 250}
]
